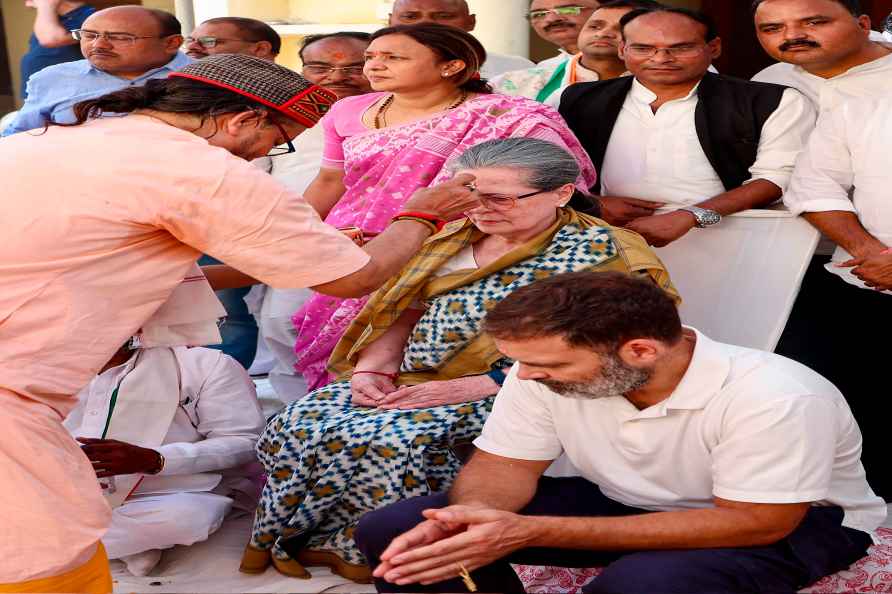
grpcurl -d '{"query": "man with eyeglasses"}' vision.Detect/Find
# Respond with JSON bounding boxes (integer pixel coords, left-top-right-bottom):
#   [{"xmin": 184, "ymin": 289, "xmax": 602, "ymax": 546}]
[
  {"xmin": 387, "ymin": 0, "xmax": 533, "ymax": 78},
  {"xmin": 2, "ymin": 5, "xmax": 190, "ymax": 136},
  {"xmin": 249, "ymin": 32, "xmax": 375, "ymax": 403},
  {"xmin": 184, "ymin": 17, "xmax": 281, "ymax": 62},
  {"xmin": 19, "ymin": 0, "xmax": 96, "ymax": 100},
  {"xmin": 529, "ymin": 0, "xmax": 601, "ymax": 68},
  {"xmin": 0, "ymin": 53, "xmax": 478, "ymax": 592},
  {"xmin": 560, "ymin": 7, "xmax": 815, "ymax": 245},
  {"xmin": 492, "ymin": 1, "xmax": 658, "ymax": 106}
]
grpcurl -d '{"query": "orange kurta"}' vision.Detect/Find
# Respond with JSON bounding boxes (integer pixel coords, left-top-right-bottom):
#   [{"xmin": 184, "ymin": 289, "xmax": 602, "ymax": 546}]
[{"xmin": 0, "ymin": 115, "xmax": 369, "ymax": 583}]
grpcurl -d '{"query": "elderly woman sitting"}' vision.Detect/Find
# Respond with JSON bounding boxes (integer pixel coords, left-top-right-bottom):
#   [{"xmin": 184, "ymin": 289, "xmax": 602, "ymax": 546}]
[{"xmin": 240, "ymin": 138, "xmax": 678, "ymax": 582}]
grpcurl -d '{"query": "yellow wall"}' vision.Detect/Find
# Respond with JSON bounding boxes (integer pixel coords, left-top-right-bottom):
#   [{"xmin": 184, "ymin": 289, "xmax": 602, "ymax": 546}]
[{"xmin": 277, "ymin": 35, "xmax": 302, "ymax": 71}]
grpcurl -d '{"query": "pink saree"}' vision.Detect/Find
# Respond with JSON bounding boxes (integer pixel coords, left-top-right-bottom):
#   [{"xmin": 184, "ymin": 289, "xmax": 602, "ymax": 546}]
[{"xmin": 292, "ymin": 92, "xmax": 597, "ymax": 391}]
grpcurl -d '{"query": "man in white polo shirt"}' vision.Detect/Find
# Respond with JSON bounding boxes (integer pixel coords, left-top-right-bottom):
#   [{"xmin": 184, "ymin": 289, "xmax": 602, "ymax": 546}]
[{"xmin": 355, "ymin": 271, "xmax": 885, "ymax": 593}]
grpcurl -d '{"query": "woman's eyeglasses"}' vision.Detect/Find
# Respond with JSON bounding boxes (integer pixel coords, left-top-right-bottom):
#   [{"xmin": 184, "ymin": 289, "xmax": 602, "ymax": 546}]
[{"xmin": 465, "ymin": 183, "xmax": 552, "ymax": 211}]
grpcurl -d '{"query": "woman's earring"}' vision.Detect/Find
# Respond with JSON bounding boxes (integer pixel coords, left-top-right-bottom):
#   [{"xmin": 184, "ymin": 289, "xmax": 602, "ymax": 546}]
[{"xmin": 442, "ymin": 71, "xmax": 451, "ymax": 77}]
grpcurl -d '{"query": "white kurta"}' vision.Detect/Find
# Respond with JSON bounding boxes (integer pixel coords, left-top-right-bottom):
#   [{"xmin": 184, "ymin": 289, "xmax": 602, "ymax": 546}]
[
  {"xmin": 600, "ymin": 79, "xmax": 816, "ymax": 206},
  {"xmin": 783, "ymin": 95, "xmax": 892, "ymax": 294},
  {"xmin": 65, "ymin": 346, "xmax": 265, "ymax": 571},
  {"xmin": 752, "ymin": 44, "xmax": 892, "ymax": 112}
]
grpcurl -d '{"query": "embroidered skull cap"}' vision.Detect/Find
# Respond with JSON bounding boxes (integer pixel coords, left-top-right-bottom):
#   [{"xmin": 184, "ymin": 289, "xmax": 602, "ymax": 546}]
[{"xmin": 168, "ymin": 53, "xmax": 337, "ymax": 127}]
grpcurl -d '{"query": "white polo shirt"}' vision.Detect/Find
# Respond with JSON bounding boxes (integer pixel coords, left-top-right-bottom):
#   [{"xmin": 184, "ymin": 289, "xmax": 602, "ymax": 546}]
[{"xmin": 474, "ymin": 329, "xmax": 887, "ymax": 536}]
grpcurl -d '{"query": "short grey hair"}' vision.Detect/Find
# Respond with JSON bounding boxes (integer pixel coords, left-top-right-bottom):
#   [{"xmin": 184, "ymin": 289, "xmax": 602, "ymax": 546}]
[{"xmin": 454, "ymin": 138, "xmax": 580, "ymax": 190}]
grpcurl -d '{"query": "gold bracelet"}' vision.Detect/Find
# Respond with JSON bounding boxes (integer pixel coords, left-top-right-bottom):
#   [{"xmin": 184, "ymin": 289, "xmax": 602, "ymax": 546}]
[
  {"xmin": 391, "ymin": 215, "xmax": 438, "ymax": 234},
  {"xmin": 149, "ymin": 451, "xmax": 165, "ymax": 475}
]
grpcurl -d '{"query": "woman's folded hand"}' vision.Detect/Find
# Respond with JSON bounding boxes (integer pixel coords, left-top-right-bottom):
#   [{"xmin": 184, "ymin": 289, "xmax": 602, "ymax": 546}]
[
  {"xmin": 377, "ymin": 375, "xmax": 500, "ymax": 410},
  {"xmin": 351, "ymin": 373, "xmax": 398, "ymax": 407}
]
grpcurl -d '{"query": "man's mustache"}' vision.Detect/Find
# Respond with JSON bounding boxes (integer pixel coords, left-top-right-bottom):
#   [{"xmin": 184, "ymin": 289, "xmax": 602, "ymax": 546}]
[
  {"xmin": 544, "ymin": 20, "xmax": 574, "ymax": 31},
  {"xmin": 779, "ymin": 39, "xmax": 821, "ymax": 51}
]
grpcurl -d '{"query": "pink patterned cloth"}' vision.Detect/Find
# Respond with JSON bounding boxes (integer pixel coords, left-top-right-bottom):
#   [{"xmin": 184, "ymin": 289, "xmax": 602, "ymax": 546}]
[
  {"xmin": 515, "ymin": 528, "xmax": 892, "ymax": 594},
  {"xmin": 292, "ymin": 92, "xmax": 598, "ymax": 390}
]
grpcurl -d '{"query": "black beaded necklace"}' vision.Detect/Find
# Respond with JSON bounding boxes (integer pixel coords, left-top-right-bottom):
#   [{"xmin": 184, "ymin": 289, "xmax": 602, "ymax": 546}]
[{"xmin": 373, "ymin": 90, "xmax": 469, "ymax": 130}]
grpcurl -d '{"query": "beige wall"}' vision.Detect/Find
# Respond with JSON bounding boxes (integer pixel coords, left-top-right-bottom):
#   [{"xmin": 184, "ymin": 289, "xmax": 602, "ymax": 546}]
[
  {"xmin": 143, "ymin": 0, "xmax": 175, "ymax": 11},
  {"xmin": 289, "ymin": 0, "xmax": 379, "ymax": 23}
]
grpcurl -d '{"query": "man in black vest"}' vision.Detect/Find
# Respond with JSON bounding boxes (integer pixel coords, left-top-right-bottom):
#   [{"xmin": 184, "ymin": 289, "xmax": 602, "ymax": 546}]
[{"xmin": 560, "ymin": 7, "xmax": 816, "ymax": 246}]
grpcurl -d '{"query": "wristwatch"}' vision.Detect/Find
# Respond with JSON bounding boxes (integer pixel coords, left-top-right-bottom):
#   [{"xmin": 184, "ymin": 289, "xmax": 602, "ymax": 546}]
[{"xmin": 679, "ymin": 206, "xmax": 722, "ymax": 228}]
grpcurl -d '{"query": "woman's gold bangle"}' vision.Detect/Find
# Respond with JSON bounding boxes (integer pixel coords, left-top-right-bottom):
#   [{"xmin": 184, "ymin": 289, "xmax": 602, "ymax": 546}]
[{"xmin": 391, "ymin": 215, "xmax": 439, "ymax": 234}]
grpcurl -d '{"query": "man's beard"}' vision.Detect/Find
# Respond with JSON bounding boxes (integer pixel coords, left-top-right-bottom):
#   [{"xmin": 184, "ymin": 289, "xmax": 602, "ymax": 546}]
[{"xmin": 539, "ymin": 354, "xmax": 652, "ymax": 400}]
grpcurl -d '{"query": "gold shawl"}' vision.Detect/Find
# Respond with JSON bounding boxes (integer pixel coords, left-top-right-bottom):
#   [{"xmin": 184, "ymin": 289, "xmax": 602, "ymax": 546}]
[{"xmin": 328, "ymin": 208, "xmax": 678, "ymax": 384}]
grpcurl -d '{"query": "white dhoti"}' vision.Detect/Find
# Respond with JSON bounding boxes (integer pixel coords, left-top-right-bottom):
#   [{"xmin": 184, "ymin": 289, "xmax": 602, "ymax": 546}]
[{"xmin": 104, "ymin": 492, "xmax": 233, "ymax": 575}]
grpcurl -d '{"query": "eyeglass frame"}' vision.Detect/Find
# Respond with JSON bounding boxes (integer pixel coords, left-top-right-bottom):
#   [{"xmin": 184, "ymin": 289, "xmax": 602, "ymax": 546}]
[
  {"xmin": 465, "ymin": 183, "xmax": 557, "ymax": 211},
  {"xmin": 184, "ymin": 35, "xmax": 263, "ymax": 49},
  {"xmin": 266, "ymin": 119, "xmax": 296, "ymax": 157},
  {"xmin": 526, "ymin": 6, "xmax": 586, "ymax": 21},
  {"xmin": 71, "ymin": 29, "xmax": 167, "ymax": 45},
  {"xmin": 302, "ymin": 64, "xmax": 367, "ymax": 77},
  {"xmin": 623, "ymin": 43, "xmax": 711, "ymax": 59}
]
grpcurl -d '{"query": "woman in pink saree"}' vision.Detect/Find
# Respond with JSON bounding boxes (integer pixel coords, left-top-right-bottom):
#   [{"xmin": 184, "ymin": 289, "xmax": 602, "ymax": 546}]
[{"xmin": 293, "ymin": 24, "xmax": 597, "ymax": 391}]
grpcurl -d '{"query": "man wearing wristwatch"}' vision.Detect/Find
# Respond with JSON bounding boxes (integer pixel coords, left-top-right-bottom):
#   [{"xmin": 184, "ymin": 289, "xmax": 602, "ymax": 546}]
[
  {"xmin": 64, "ymin": 269, "xmax": 267, "ymax": 577},
  {"xmin": 560, "ymin": 6, "xmax": 816, "ymax": 246}
]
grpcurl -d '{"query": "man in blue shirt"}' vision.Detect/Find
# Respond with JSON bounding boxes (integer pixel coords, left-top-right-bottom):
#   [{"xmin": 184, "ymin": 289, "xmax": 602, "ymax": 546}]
[
  {"xmin": 3, "ymin": 5, "xmax": 191, "ymax": 136},
  {"xmin": 20, "ymin": 0, "xmax": 96, "ymax": 99}
]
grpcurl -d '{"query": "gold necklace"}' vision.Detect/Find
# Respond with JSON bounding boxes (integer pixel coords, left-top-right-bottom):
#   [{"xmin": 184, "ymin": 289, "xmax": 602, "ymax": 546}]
[{"xmin": 374, "ymin": 90, "xmax": 469, "ymax": 130}]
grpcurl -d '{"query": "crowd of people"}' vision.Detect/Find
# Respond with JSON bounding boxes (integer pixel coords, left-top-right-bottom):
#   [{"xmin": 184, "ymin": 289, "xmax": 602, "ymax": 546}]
[{"xmin": 0, "ymin": 0, "xmax": 890, "ymax": 593}]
